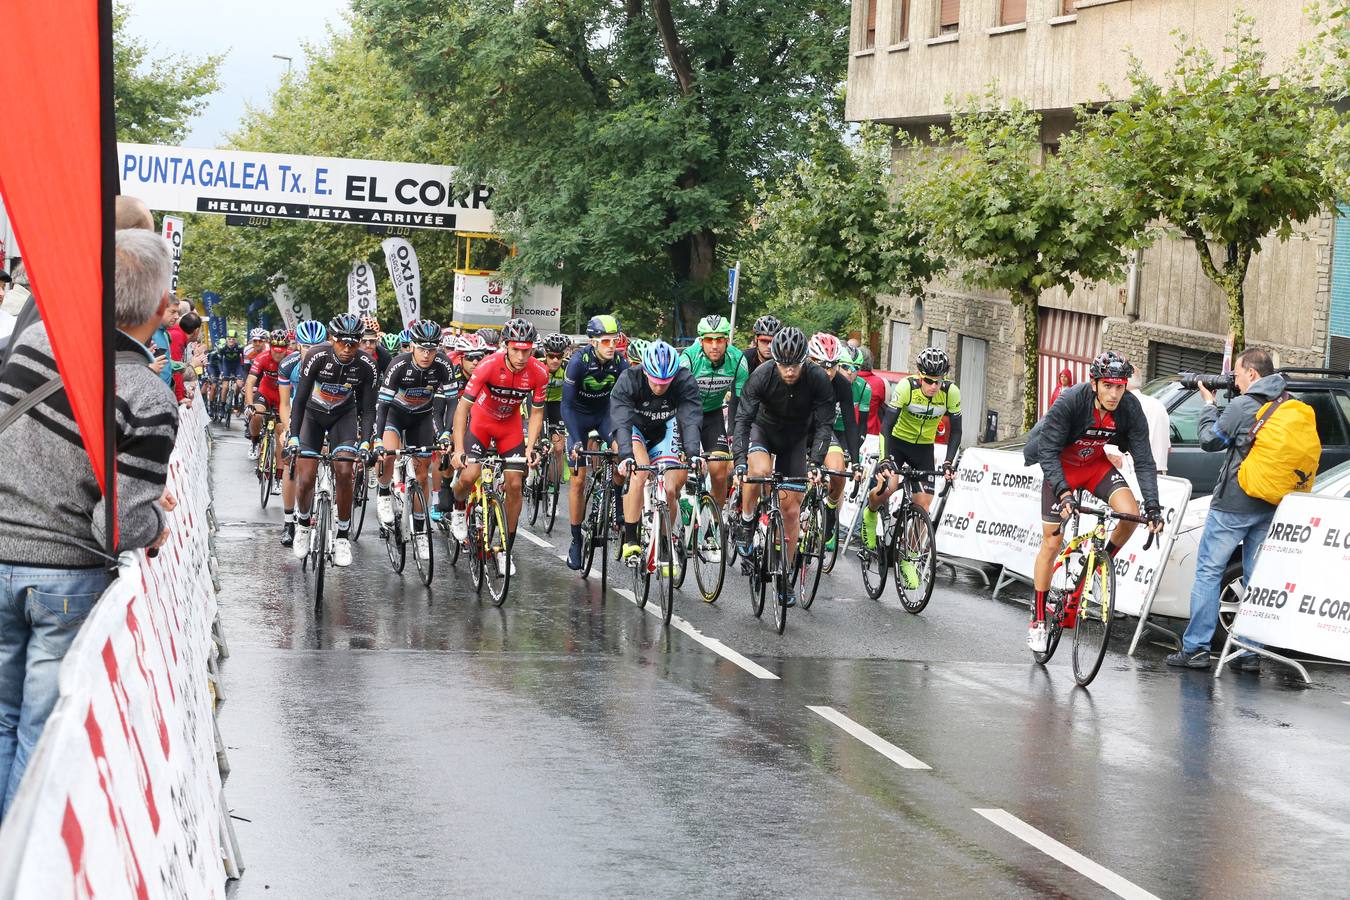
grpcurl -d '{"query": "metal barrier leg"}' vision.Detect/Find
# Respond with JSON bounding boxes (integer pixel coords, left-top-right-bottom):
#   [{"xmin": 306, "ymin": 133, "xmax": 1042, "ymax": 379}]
[
  {"xmin": 992, "ymin": 567, "xmax": 1033, "ymax": 604},
  {"xmin": 1216, "ymin": 633, "xmax": 1310, "ymax": 684},
  {"xmin": 936, "ymin": 554, "xmax": 992, "ymax": 588},
  {"xmin": 219, "ymin": 790, "xmax": 245, "ymax": 880},
  {"xmin": 214, "ymin": 715, "xmax": 231, "ymax": 781},
  {"xmin": 207, "ymin": 653, "xmax": 225, "ymax": 704},
  {"xmin": 212, "ymin": 613, "xmax": 230, "ymax": 660}
]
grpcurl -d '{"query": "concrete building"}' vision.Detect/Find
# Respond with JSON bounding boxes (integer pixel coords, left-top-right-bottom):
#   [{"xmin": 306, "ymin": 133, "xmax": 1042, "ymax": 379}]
[{"xmin": 846, "ymin": 0, "xmax": 1347, "ymax": 441}]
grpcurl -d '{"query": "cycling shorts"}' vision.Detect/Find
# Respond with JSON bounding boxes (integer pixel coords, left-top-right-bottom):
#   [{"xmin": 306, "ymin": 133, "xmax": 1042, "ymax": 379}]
[
  {"xmin": 544, "ymin": 400, "xmax": 563, "ymax": 428},
  {"xmin": 632, "ymin": 419, "xmax": 680, "ymax": 465},
  {"xmin": 748, "ymin": 422, "xmax": 808, "ymax": 481},
  {"xmin": 1040, "ymin": 465, "xmax": 1130, "ymax": 524},
  {"xmin": 299, "ymin": 405, "xmax": 360, "ymax": 457},
  {"xmin": 567, "ymin": 409, "xmax": 614, "ymax": 461},
  {"xmin": 219, "ymin": 359, "xmax": 244, "ymax": 380},
  {"xmin": 466, "ymin": 415, "xmax": 527, "ymax": 472},
  {"xmin": 700, "ymin": 410, "xmax": 732, "ymax": 458},
  {"xmin": 887, "ymin": 439, "xmax": 939, "ymax": 494},
  {"xmin": 382, "ymin": 407, "xmax": 436, "ymax": 456}
]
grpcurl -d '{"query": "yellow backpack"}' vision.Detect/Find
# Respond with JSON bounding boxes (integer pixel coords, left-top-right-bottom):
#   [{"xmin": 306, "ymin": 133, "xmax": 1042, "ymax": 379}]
[{"xmin": 1236, "ymin": 395, "xmax": 1321, "ymax": 505}]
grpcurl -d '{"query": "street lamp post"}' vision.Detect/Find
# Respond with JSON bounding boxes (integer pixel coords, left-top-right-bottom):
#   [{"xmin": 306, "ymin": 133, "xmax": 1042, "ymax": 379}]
[{"xmin": 272, "ymin": 54, "xmax": 293, "ymax": 73}]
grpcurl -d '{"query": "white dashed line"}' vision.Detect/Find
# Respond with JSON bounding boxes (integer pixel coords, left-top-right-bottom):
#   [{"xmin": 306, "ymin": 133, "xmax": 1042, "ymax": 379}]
[
  {"xmin": 516, "ymin": 528, "xmax": 552, "ymax": 549},
  {"xmin": 806, "ymin": 705, "xmax": 930, "ymax": 770},
  {"xmin": 613, "ymin": 586, "xmax": 779, "ymax": 680},
  {"xmin": 973, "ymin": 808, "xmax": 1161, "ymax": 900}
]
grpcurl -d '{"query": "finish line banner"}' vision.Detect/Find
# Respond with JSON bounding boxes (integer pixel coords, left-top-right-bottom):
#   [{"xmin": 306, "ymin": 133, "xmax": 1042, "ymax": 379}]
[
  {"xmin": 1231, "ymin": 493, "xmax": 1350, "ymax": 662},
  {"xmin": 119, "ymin": 143, "xmax": 496, "ymax": 233},
  {"xmin": 935, "ymin": 448, "xmax": 1190, "ymax": 617}
]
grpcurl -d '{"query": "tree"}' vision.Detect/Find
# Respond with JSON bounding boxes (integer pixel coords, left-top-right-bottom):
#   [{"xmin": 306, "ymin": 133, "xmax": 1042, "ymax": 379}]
[
  {"xmin": 903, "ymin": 96, "xmax": 1144, "ymax": 430},
  {"xmin": 113, "ymin": 2, "xmax": 223, "ymax": 144},
  {"xmin": 1077, "ymin": 15, "xmax": 1338, "ymax": 353},
  {"xmin": 355, "ymin": 0, "xmax": 850, "ymax": 336}
]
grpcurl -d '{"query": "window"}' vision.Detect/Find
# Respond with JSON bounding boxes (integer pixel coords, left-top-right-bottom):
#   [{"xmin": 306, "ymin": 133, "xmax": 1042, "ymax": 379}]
[
  {"xmin": 1001, "ymin": 0, "xmax": 1026, "ymax": 25},
  {"xmin": 1148, "ymin": 341, "xmax": 1223, "ymax": 381},
  {"xmin": 1167, "ymin": 389, "xmax": 1227, "ymax": 446},
  {"xmin": 1290, "ymin": 389, "xmax": 1349, "ymax": 447},
  {"xmin": 888, "ymin": 321, "xmax": 911, "ymax": 371},
  {"xmin": 865, "ymin": 0, "xmax": 877, "ymax": 48},
  {"xmin": 892, "ymin": 0, "xmax": 910, "ymax": 42},
  {"xmin": 938, "ymin": 0, "xmax": 959, "ymax": 33},
  {"xmin": 928, "ymin": 328, "xmax": 947, "ymax": 351}
]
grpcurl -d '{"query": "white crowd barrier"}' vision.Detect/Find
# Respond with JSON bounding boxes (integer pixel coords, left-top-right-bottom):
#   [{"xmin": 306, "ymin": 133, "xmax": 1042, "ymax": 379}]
[
  {"xmin": 0, "ymin": 400, "xmax": 240, "ymax": 897},
  {"xmin": 1221, "ymin": 493, "xmax": 1350, "ymax": 681},
  {"xmin": 934, "ymin": 448, "xmax": 1191, "ymax": 651}
]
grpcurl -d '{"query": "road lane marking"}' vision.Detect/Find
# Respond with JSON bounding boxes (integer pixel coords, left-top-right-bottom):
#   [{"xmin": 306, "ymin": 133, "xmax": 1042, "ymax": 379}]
[
  {"xmin": 806, "ymin": 706, "xmax": 930, "ymax": 770},
  {"xmin": 613, "ymin": 586, "xmax": 779, "ymax": 680},
  {"xmin": 516, "ymin": 528, "xmax": 552, "ymax": 549},
  {"xmin": 973, "ymin": 808, "xmax": 1160, "ymax": 900}
]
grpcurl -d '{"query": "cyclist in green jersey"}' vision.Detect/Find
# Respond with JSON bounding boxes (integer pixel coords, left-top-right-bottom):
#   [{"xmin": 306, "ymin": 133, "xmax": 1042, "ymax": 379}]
[
  {"xmin": 539, "ymin": 332, "xmax": 570, "ymax": 476},
  {"xmin": 678, "ymin": 315, "xmax": 748, "ymax": 510},
  {"xmin": 867, "ymin": 347, "xmax": 962, "ymax": 585},
  {"xmin": 828, "ymin": 343, "xmax": 872, "ymax": 550}
]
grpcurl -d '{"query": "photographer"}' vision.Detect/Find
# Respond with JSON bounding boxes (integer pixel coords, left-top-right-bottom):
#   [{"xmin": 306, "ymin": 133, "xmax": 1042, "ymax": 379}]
[{"xmin": 1167, "ymin": 348, "xmax": 1288, "ymax": 672}]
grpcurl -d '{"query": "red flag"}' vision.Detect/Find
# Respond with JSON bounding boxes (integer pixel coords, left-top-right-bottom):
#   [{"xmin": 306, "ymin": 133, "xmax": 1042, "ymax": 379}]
[{"xmin": 0, "ymin": 0, "xmax": 113, "ymax": 493}]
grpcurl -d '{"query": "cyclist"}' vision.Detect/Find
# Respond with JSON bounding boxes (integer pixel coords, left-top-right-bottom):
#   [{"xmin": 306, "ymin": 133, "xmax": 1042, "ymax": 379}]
[
  {"xmin": 243, "ymin": 329, "xmax": 290, "ymax": 460},
  {"xmin": 538, "ymin": 332, "xmax": 571, "ymax": 483},
  {"xmin": 202, "ymin": 343, "xmax": 221, "ymax": 412},
  {"xmin": 286, "ymin": 313, "xmax": 380, "ymax": 567},
  {"xmin": 1022, "ymin": 350, "xmax": 1163, "ymax": 651},
  {"xmin": 217, "ymin": 331, "xmax": 245, "ymax": 413},
  {"xmin": 361, "ymin": 316, "xmax": 393, "ymax": 379},
  {"xmin": 561, "ymin": 315, "xmax": 628, "ymax": 569},
  {"xmin": 436, "ymin": 333, "xmax": 490, "ymax": 516},
  {"xmin": 625, "ymin": 337, "xmax": 648, "ymax": 367},
  {"xmin": 866, "ymin": 348, "xmax": 962, "ymax": 578},
  {"xmin": 733, "ymin": 326, "xmax": 837, "ymax": 607},
  {"xmin": 397, "ymin": 328, "xmax": 414, "ymax": 354},
  {"xmin": 611, "ymin": 340, "xmax": 705, "ymax": 563},
  {"xmin": 277, "ymin": 319, "xmax": 328, "ymax": 546},
  {"xmin": 448, "ymin": 318, "xmax": 549, "ymax": 575},
  {"xmin": 744, "ymin": 315, "xmax": 782, "ymax": 376},
  {"xmin": 679, "ymin": 314, "xmax": 747, "ymax": 513},
  {"xmin": 479, "ymin": 326, "xmax": 501, "ymax": 349},
  {"xmin": 374, "ymin": 319, "xmax": 456, "ymax": 561},
  {"xmin": 243, "ymin": 328, "xmax": 268, "ymax": 367},
  {"xmin": 807, "ymin": 333, "xmax": 865, "ymax": 551}
]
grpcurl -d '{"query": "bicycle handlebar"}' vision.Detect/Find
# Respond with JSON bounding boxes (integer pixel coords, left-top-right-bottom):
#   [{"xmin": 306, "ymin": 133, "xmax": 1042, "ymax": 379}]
[{"xmin": 1066, "ymin": 500, "xmax": 1160, "ymax": 551}]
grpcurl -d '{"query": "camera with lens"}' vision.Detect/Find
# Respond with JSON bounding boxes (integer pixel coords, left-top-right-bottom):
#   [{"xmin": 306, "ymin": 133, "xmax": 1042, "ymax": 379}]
[{"xmin": 1178, "ymin": 372, "xmax": 1236, "ymax": 393}]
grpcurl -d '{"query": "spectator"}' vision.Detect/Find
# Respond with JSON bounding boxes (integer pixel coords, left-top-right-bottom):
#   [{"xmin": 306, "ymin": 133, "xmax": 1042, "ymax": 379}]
[
  {"xmin": 1167, "ymin": 348, "xmax": 1288, "ymax": 672},
  {"xmin": 115, "ymin": 195, "xmax": 155, "ymax": 232},
  {"xmin": 0, "ymin": 228, "xmax": 179, "ymax": 813},
  {"xmin": 1109, "ymin": 373, "xmax": 1172, "ymax": 476},
  {"xmin": 170, "ymin": 311, "xmax": 203, "ymax": 403},
  {"xmin": 857, "ymin": 347, "xmax": 886, "ymax": 436},
  {"xmin": 150, "ymin": 293, "xmax": 181, "ymax": 388},
  {"xmin": 1049, "ymin": 367, "xmax": 1074, "ymax": 407}
]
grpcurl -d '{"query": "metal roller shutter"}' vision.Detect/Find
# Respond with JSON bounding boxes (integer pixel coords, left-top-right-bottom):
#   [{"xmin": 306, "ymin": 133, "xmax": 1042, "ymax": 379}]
[
  {"xmin": 1037, "ymin": 308, "xmax": 1102, "ymax": 415},
  {"xmin": 1148, "ymin": 342, "xmax": 1224, "ymax": 380},
  {"xmin": 939, "ymin": 0, "xmax": 960, "ymax": 30}
]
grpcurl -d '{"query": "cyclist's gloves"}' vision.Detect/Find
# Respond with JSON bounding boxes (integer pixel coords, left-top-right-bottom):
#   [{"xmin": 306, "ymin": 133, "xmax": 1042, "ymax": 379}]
[
  {"xmin": 1145, "ymin": 502, "xmax": 1164, "ymax": 528},
  {"xmin": 437, "ymin": 431, "xmax": 452, "ymax": 445},
  {"xmin": 617, "ymin": 457, "xmax": 636, "ymax": 476}
]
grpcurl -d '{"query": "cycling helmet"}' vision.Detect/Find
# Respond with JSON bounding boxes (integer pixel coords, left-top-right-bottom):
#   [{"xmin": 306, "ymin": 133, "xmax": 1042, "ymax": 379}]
[
  {"xmin": 295, "ymin": 320, "xmax": 327, "ymax": 346},
  {"xmin": 268, "ymin": 329, "xmax": 289, "ymax": 347},
  {"xmin": 409, "ymin": 319, "xmax": 442, "ymax": 348},
  {"xmin": 542, "ymin": 332, "xmax": 571, "ymax": 354},
  {"xmin": 697, "ymin": 315, "xmax": 730, "ymax": 338},
  {"xmin": 380, "ymin": 333, "xmax": 401, "ymax": 352},
  {"xmin": 770, "ymin": 327, "xmax": 808, "ymax": 365},
  {"xmin": 807, "ymin": 332, "xmax": 842, "ymax": 365},
  {"xmin": 915, "ymin": 346, "xmax": 950, "ymax": 378},
  {"xmin": 328, "ymin": 314, "xmax": 363, "ymax": 342},
  {"xmin": 752, "ymin": 315, "xmax": 782, "ymax": 337},
  {"xmin": 250, "ymin": 327, "xmax": 267, "ymax": 341},
  {"xmin": 502, "ymin": 317, "xmax": 538, "ymax": 348},
  {"xmin": 360, "ymin": 315, "xmax": 380, "ymax": 336},
  {"xmin": 626, "ymin": 337, "xmax": 650, "ymax": 365},
  {"xmin": 479, "ymin": 327, "xmax": 501, "ymax": 347},
  {"xmin": 642, "ymin": 340, "xmax": 680, "ymax": 383},
  {"xmin": 227, "ymin": 329, "xmax": 238, "ymax": 339},
  {"xmin": 460, "ymin": 333, "xmax": 489, "ymax": 357},
  {"xmin": 1089, "ymin": 350, "xmax": 1134, "ymax": 383},
  {"xmin": 586, "ymin": 315, "xmax": 621, "ymax": 338},
  {"xmin": 285, "ymin": 329, "xmax": 297, "ymax": 343},
  {"xmin": 397, "ymin": 328, "xmax": 414, "ymax": 346}
]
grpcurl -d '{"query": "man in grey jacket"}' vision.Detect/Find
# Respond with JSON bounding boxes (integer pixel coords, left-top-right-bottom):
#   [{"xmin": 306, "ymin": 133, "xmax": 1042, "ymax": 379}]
[
  {"xmin": 0, "ymin": 228, "xmax": 179, "ymax": 814},
  {"xmin": 1167, "ymin": 348, "xmax": 1286, "ymax": 671}
]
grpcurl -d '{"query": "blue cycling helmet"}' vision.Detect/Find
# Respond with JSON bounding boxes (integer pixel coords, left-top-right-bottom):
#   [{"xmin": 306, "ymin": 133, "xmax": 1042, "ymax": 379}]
[
  {"xmin": 398, "ymin": 328, "xmax": 414, "ymax": 345},
  {"xmin": 641, "ymin": 340, "xmax": 680, "ymax": 383},
  {"xmin": 586, "ymin": 314, "xmax": 620, "ymax": 338},
  {"xmin": 295, "ymin": 320, "xmax": 327, "ymax": 346}
]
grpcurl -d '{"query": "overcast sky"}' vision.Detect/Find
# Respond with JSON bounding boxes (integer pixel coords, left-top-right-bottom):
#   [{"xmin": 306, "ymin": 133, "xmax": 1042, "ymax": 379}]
[{"xmin": 123, "ymin": 0, "xmax": 353, "ymax": 148}]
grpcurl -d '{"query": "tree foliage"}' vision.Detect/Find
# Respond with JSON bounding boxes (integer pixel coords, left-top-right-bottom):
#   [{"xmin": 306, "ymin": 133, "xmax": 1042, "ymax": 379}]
[
  {"xmin": 903, "ymin": 95, "xmax": 1144, "ymax": 430},
  {"xmin": 113, "ymin": 2, "xmax": 223, "ymax": 144},
  {"xmin": 355, "ymin": 0, "xmax": 850, "ymax": 336}
]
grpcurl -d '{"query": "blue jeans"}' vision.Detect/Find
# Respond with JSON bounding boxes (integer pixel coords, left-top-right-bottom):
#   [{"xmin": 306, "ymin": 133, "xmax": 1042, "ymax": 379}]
[
  {"xmin": 0, "ymin": 564, "xmax": 111, "ymax": 816},
  {"xmin": 1181, "ymin": 507, "xmax": 1275, "ymax": 654}
]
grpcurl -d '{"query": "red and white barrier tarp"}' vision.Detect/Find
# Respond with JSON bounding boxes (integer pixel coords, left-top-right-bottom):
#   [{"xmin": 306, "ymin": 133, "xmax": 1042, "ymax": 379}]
[{"xmin": 0, "ymin": 400, "xmax": 228, "ymax": 897}]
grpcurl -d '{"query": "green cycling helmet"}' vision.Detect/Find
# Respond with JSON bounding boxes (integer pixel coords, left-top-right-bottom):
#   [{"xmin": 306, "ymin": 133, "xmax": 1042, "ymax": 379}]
[
  {"xmin": 697, "ymin": 314, "xmax": 730, "ymax": 338},
  {"xmin": 844, "ymin": 345, "xmax": 865, "ymax": 368},
  {"xmin": 626, "ymin": 338, "xmax": 650, "ymax": 365},
  {"xmin": 380, "ymin": 333, "xmax": 401, "ymax": 352}
]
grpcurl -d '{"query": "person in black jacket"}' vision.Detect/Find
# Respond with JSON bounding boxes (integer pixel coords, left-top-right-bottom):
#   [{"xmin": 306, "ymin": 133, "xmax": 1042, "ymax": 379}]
[{"xmin": 1021, "ymin": 351, "xmax": 1164, "ymax": 653}]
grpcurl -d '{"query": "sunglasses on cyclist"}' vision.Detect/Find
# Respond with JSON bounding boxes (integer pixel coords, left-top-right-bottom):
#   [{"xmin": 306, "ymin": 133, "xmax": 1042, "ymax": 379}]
[
  {"xmin": 413, "ymin": 341, "xmax": 439, "ymax": 351},
  {"xmin": 464, "ymin": 351, "xmax": 488, "ymax": 361},
  {"xmin": 595, "ymin": 337, "xmax": 619, "ymax": 346},
  {"xmin": 333, "ymin": 338, "xmax": 359, "ymax": 347},
  {"xmin": 919, "ymin": 376, "xmax": 941, "ymax": 385},
  {"xmin": 546, "ymin": 352, "xmax": 564, "ymax": 360}
]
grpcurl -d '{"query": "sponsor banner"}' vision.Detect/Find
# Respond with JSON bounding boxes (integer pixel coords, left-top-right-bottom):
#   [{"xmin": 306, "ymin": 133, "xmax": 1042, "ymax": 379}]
[
  {"xmin": 1232, "ymin": 493, "xmax": 1350, "ymax": 662},
  {"xmin": 512, "ymin": 282, "xmax": 562, "ymax": 334},
  {"xmin": 347, "ymin": 260, "xmax": 378, "ymax": 319},
  {"xmin": 119, "ymin": 143, "xmax": 494, "ymax": 232},
  {"xmin": 272, "ymin": 281, "xmax": 310, "ymax": 334},
  {"xmin": 381, "ymin": 238, "xmax": 421, "ymax": 327},
  {"xmin": 936, "ymin": 448, "xmax": 1189, "ymax": 617},
  {"xmin": 202, "ymin": 292, "xmax": 226, "ymax": 345},
  {"xmin": 452, "ymin": 272, "xmax": 514, "ymax": 328},
  {"xmin": 161, "ymin": 215, "xmax": 184, "ymax": 294},
  {"xmin": 0, "ymin": 401, "xmax": 230, "ymax": 897}
]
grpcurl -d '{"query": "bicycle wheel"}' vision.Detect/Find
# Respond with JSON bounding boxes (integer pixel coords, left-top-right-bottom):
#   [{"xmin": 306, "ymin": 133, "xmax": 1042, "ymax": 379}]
[
  {"xmin": 767, "ymin": 511, "xmax": 788, "ymax": 634},
  {"xmin": 1072, "ymin": 557, "xmax": 1115, "ymax": 686},
  {"xmin": 859, "ymin": 518, "xmax": 889, "ymax": 601},
  {"xmin": 632, "ymin": 511, "xmax": 652, "ymax": 610},
  {"xmin": 258, "ymin": 436, "xmax": 274, "ymax": 508},
  {"xmin": 749, "ymin": 541, "xmax": 767, "ymax": 619},
  {"xmin": 313, "ymin": 496, "xmax": 330, "ymax": 607},
  {"xmin": 483, "ymin": 497, "xmax": 510, "ymax": 607},
  {"xmin": 893, "ymin": 504, "xmax": 938, "ymax": 614},
  {"xmin": 1034, "ymin": 554, "xmax": 1082, "ymax": 666},
  {"xmin": 671, "ymin": 510, "xmax": 688, "ymax": 591},
  {"xmin": 544, "ymin": 456, "xmax": 563, "ymax": 535},
  {"xmin": 658, "ymin": 513, "xmax": 675, "ymax": 625},
  {"xmin": 693, "ymin": 493, "xmax": 726, "ymax": 604},
  {"xmin": 580, "ymin": 477, "xmax": 602, "ymax": 578},
  {"xmin": 443, "ymin": 514, "xmax": 462, "ymax": 567},
  {"xmin": 468, "ymin": 503, "xmax": 485, "ymax": 591},
  {"xmin": 409, "ymin": 480, "xmax": 434, "ymax": 586},
  {"xmin": 795, "ymin": 501, "xmax": 824, "ymax": 611},
  {"xmin": 384, "ymin": 492, "xmax": 406, "ymax": 573},
  {"xmin": 527, "ymin": 467, "xmax": 543, "ymax": 525},
  {"xmin": 350, "ymin": 459, "xmax": 369, "ymax": 542},
  {"xmin": 223, "ymin": 394, "xmax": 233, "ymax": 427},
  {"xmin": 821, "ymin": 515, "xmax": 841, "ymax": 574}
]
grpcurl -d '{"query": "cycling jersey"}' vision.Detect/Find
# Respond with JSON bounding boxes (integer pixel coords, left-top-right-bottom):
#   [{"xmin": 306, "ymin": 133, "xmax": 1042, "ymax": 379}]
[
  {"xmin": 562, "ymin": 344, "xmax": 626, "ymax": 452},
  {"xmin": 886, "ymin": 377, "xmax": 961, "ymax": 445},
  {"xmin": 375, "ymin": 352, "xmax": 454, "ymax": 436},
  {"xmin": 463, "ymin": 351, "xmax": 549, "ymax": 422},
  {"xmin": 278, "ymin": 349, "xmax": 302, "ymax": 389},
  {"xmin": 249, "ymin": 350, "xmax": 285, "ymax": 406},
  {"xmin": 732, "ymin": 363, "xmax": 836, "ymax": 468},
  {"xmin": 679, "ymin": 343, "xmax": 748, "ymax": 414},
  {"xmin": 608, "ymin": 367, "xmax": 703, "ymax": 462},
  {"xmin": 205, "ymin": 350, "xmax": 221, "ymax": 379},
  {"xmin": 287, "ymin": 347, "xmax": 378, "ymax": 441},
  {"xmin": 217, "ymin": 342, "xmax": 244, "ymax": 379},
  {"xmin": 544, "ymin": 365, "xmax": 565, "ymax": 403},
  {"xmin": 826, "ymin": 370, "xmax": 864, "ymax": 463},
  {"xmin": 364, "ymin": 343, "xmax": 393, "ymax": 380}
]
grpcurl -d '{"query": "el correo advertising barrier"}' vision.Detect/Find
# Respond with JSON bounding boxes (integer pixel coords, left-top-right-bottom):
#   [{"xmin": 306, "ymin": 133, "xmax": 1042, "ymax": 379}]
[
  {"xmin": 118, "ymin": 143, "xmax": 495, "ymax": 233},
  {"xmin": 452, "ymin": 272, "xmax": 514, "ymax": 328},
  {"xmin": 161, "ymin": 215, "xmax": 184, "ymax": 294},
  {"xmin": 1230, "ymin": 493, "xmax": 1350, "ymax": 664},
  {"xmin": 936, "ymin": 448, "xmax": 1191, "ymax": 619},
  {"xmin": 381, "ymin": 238, "xmax": 421, "ymax": 327},
  {"xmin": 347, "ymin": 260, "xmax": 378, "ymax": 319},
  {"xmin": 513, "ymin": 282, "xmax": 562, "ymax": 334}
]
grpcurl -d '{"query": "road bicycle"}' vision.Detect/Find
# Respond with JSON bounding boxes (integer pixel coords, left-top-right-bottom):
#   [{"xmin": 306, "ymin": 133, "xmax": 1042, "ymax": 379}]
[
  {"xmin": 576, "ymin": 445, "xmax": 620, "ymax": 591},
  {"xmin": 380, "ymin": 445, "xmax": 437, "ymax": 586},
  {"xmin": 858, "ymin": 464, "xmax": 941, "ymax": 614},
  {"xmin": 739, "ymin": 472, "xmax": 799, "ymax": 635},
  {"xmin": 526, "ymin": 422, "xmax": 567, "ymax": 535},
  {"xmin": 213, "ymin": 376, "xmax": 240, "ymax": 425},
  {"xmin": 464, "ymin": 452, "xmax": 512, "ymax": 607},
  {"xmin": 254, "ymin": 410, "xmax": 282, "ymax": 509},
  {"xmin": 349, "ymin": 452, "xmax": 371, "ymax": 542},
  {"xmin": 676, "ymin": 475, "xmax": 726, "ymax": 604},
  {"xmin": 293, "ymin": 451, "xmax": 338, "ymax": 608},
  {"xmin": 625, "ymin": 460, "xmax": 690, "ymax": 625},
  {"xmin": 1035, "ymin": 493, "xmax": 1156, "ymax": 687},
  {"xmin": 793, "ymin": 467, "xmax": 851, "ymax": 610}
]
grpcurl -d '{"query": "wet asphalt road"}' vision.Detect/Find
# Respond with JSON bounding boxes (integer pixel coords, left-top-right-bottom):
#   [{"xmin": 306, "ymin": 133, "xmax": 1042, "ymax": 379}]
[{"xmin": 209, "ymin": 423, "xmax": 1350, "ymax": 899}]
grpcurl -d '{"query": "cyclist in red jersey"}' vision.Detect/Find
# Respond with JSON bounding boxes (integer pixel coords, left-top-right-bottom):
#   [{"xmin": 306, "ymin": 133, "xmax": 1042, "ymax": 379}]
[
  {"xmin": 244, "ymin": 329, "xmax": 289, "ymax": 459},
  {"xmin": 448, "ymin": 319, "xmax": 548, "ymax": 570}
]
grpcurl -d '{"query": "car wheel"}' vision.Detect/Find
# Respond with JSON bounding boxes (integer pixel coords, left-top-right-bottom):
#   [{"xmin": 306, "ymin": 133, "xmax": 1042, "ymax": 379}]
[{"xmin": 1215, "ymin": 557, "xmax": 1245, "ymax": 646}]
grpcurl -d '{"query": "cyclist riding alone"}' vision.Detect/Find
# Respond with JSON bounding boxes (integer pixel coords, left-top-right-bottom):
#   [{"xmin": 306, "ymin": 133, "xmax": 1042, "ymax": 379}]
[
  {"xmin": 243, "ymin": 329, "xmax": 290, "ymax": 461},
  {"xmin": 867, "ymin": 347, "xmax": 961, "ymax": 588},
  {"xmin": 611, "ymin": 340, "xmax": 706, "ymax": 563},
  {"xmin": 744, "ymin": 315, "xmax": 782, "ymax": 376},
  {"xmin": 562, "ymin": 315, "xmax": 629, "ymax": 570},
  {"xmin": 807, "ymin": 333, "xmax": 865, "ymax": 552},
  {"xmin": 678, "ymin": 314, "xmax": 747, "ymax": 514},
  {"xmin": 1023, "ymin": 350, "xmax": 1164, "ymax": 653},
  {"xmin": 276, "ymin": 319, "xmax": 328, "ymax": 547}
]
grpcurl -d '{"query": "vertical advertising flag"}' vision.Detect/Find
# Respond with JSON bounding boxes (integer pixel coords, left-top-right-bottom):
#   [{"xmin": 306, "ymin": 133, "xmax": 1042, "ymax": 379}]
[
  {"xmin": 161, "ymin": 215, "xmax": 184, "ymax": 295},
  {"xmin": 202, "ymin": 291, "xmax": 226, "ymax": 344},
  {"xmin": 347, "ymin": 260, "xmax": 378, "ymax": 319},
  {"xmin": 271, "ymin": 281, "xmax": 310, "ymax": 334},
  {"xmin": 381, "ymin": 237, "xmax": 421, "ymax": 327}
]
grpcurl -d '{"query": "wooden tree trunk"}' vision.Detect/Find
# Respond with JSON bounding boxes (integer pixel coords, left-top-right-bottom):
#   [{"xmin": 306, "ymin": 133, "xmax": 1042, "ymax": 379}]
[
  {"xmin": 1017, "ymin": 289, "xmax": 1040, "ymax": 432},
  {"xmin": 1189, "ymin": 234, "xmax": 1251, "ymax": 355}
]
